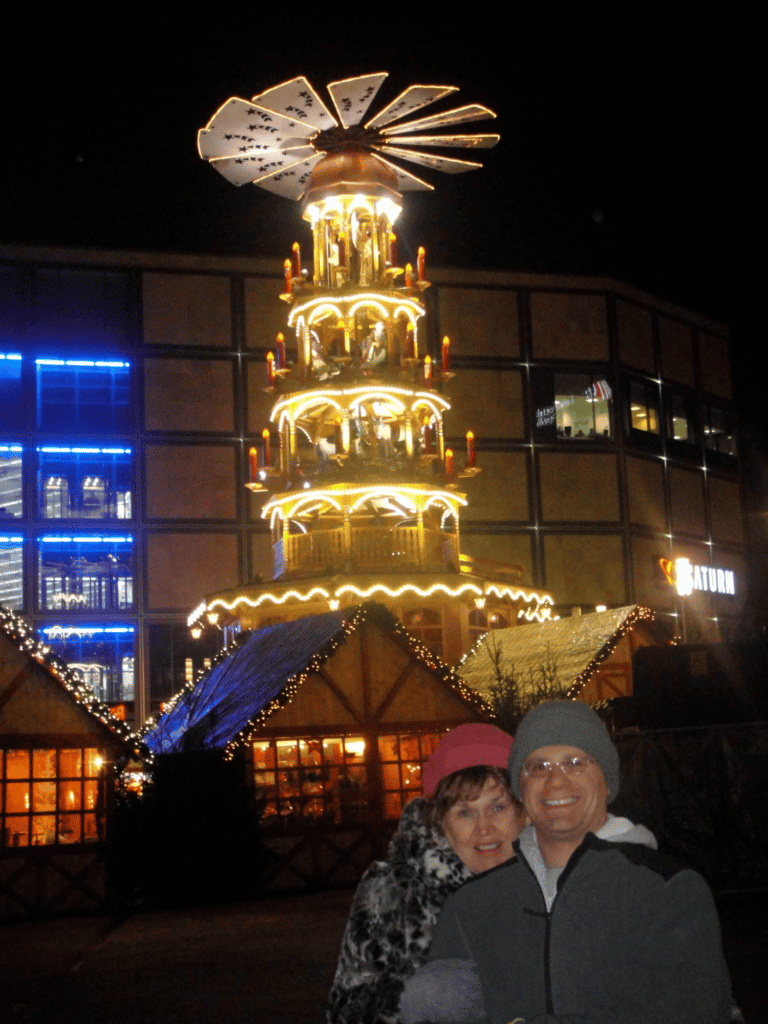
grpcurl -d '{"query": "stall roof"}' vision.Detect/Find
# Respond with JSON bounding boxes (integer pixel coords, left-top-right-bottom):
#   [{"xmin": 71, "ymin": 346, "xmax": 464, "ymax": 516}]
[
  {"xmin": 458, "ymin": 605, "xmax": 657, "ymax": 700},
  {"xmin": 143, "ymin": 602, "xmax": 485, "ymax": 756}
]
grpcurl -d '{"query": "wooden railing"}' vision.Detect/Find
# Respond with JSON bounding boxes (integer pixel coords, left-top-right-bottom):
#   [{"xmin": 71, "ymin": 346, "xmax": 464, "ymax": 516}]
[{"xmin": 279, "ymin": 526, "xmax": 459, "ymax": 575}]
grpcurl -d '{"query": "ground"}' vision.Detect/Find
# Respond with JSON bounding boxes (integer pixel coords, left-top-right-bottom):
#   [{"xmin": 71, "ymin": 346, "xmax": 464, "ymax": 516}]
[{"xmin": 0, "ymin": 889, "xmax": 765, "ymax": 1023}]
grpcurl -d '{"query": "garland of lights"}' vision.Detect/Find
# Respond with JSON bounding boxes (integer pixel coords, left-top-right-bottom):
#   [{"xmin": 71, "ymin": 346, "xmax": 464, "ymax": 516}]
[{"xmin": 0, "ymin": 603, "xmax": 148, "ymax": 763}]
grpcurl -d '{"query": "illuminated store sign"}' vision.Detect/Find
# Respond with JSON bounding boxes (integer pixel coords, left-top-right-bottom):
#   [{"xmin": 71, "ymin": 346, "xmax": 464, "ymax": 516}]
[{"xmin": 659, "ymin": 558, "xmax": 736, "ymax": 596}]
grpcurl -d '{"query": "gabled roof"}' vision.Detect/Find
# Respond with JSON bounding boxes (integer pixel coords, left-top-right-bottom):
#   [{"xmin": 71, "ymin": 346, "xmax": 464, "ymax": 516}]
[
  {"xmin": 458, "ymin": 605, "xmax": 657, "ymax": 700},
  {"xmin": 0, "ymin": 604, "xmax": 143, "ymax": 757},
  {"xmin": 143, "ymin": 602, "xmax": 488, "ymax": 755}
]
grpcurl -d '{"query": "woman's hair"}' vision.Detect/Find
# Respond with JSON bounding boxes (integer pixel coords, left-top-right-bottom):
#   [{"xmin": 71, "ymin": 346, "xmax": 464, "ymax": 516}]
[{"xmin": 425, "ymin": 764, "xmax": 521, "ymax": 834}]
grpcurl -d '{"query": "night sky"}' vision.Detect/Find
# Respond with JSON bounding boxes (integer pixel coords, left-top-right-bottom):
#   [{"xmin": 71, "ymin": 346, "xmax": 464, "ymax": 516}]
[{"xmin": 2, "ymin": 13, "xmax": 761, "ymax": 428}]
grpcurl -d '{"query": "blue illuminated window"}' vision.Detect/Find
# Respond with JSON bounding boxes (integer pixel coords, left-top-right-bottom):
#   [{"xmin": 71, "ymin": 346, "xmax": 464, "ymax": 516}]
[
  {"xmin": 35, "ymin": 359, "xmax": 131, "ymax": 433},
  {"xmin": 38, "ymin": 624, "xmax": 135, "ymax": 704},
  {"xmin": 0, "ymin": 354, "xmax": 23, "ymax": 428},
  {"xmin": 0, "ymin": 535, "xmax": 23, "ymax": 610},
  {"xmin": 37, "ymin": 446, "xmax": 132, "ymax": 520},
  {"xmin": 37, "ymin": 535, "xmax": 134, "ymax": 611},
  {"xmin": 0, "ymin": 445, "xmax": 23, "ymax": 519}
]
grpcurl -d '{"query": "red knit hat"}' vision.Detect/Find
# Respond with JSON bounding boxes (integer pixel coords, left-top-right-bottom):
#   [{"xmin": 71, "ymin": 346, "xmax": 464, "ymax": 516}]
[{"xmin": 421, "ymin": 723, "xmax": 514, "ymax": 797}]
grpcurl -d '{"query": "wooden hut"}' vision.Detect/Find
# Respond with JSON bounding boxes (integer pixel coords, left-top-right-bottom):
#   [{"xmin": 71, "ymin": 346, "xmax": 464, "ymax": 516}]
[
  {"xmin": 0, "ymin": 605, "xmax": 140, "ymax": 919},
  {"xmin": 143, "ymin": 602, "xmax": 489, "ymax": 889},
  {"xmin": 457, "ymin": 605, "xmax": 666, "ymax": 705}
]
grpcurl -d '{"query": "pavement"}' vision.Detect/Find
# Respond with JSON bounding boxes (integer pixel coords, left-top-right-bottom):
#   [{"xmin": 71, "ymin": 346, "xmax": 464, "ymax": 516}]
[{"xmin": 0, "ymin": 888, "xmax": 765, "ymax": 1023}]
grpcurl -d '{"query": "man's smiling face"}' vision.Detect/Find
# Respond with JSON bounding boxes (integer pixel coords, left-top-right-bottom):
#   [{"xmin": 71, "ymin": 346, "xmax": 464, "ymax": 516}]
[{"xmin": 519, "ymin": 744, "xmax": 608, "ymax": 855}]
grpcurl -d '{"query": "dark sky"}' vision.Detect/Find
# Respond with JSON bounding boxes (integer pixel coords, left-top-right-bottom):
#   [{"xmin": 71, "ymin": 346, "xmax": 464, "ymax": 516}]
[{"xmin": 1, "ymin": 13, "xmax": 761, "ymax": 426}]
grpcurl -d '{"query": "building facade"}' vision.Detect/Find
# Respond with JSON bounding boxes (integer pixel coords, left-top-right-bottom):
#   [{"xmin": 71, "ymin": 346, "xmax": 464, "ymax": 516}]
[{"xmin": 0, "ymin": 243, "xmax": 746, "ymax": 725}]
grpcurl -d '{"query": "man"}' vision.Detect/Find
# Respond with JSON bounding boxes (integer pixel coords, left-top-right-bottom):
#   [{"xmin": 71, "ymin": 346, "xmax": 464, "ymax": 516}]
[{"xmin": 400, "ymin": 700, "xmax": 733, "ymax": 1023}]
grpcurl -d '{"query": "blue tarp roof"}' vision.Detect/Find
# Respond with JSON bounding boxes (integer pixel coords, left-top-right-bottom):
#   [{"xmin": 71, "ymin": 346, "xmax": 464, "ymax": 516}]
[{"xmin": 143, "ymin": 608, "xmax": 350, "ymax": 754}]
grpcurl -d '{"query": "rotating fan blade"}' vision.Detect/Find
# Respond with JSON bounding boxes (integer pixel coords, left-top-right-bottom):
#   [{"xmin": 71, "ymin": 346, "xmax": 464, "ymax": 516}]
[
  {"xmin": 370, "ymin": 152, "xmax": 434, "ymax": 192},
  {"xmin": 198, "ymin": 97, "xmax": 314, "ymax": 161},
  {"xmin": 328, "ymin": 73, "xmax": 388, "ymax": 128},
  {"xmin": 252, "ymin": 76, "xmax": 337, "ymax": 132},
  {"xmin": 377, "ymin": 145, "xmax": 482, "ymax": 174},
  {"xmin": 365, "ymin": 85, "xmax": 458, "ymax": 129},
  {"xmin": 383, "ymin": 104, "xmax": 496, "ymax": 136},
  {"xmin": 388, "ymin": 133, "xmax": 500, "ymax": 150},
  {"xmin": 252, "ymin": 154, "xmax": 325, "ymax": 200},
  {"xmin": 209, "ymin": 148, "xmax": 316, "ymax": 187}
]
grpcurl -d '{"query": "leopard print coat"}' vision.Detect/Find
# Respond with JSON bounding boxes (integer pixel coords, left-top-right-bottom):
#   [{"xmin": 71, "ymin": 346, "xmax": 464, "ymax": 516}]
[{"xmin": 326, "ymin": 797, "xmax": 473, "ymax": 1024}]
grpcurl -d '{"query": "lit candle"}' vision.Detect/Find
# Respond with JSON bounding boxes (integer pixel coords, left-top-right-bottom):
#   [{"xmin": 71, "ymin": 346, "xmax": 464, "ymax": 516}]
[
  {"xmin": 267, "ymin": 351, "xmax": 275, "ymax": 386},
  {"xmin": 445, "ymin": 449, "xmax": 454, "ymax": 477},
  {"xmin": 466, "ymin": 430, "xmax": 475, "ymax": 467},
  {"xmin": 276, "ymin": 333, "xmax": 286, "ymax": 369},
  {"xmin": 389, "ymin": 232, "xmax": 398, "ymax": 267},
  {"xmin": 405, "ymin": 263, "xmax": 413, "ymax": 289},
  {"xmin": 262, "ymin": 428, "xmax": 271, "ymax": 467},
  {"xmin": 249, "ymin": 446, "xmax": 258, "ymax": 481},
  {"xmin": 442, "ymin": 335, "xmax": 450, "ymax": 373},
  {"xmin": 284, "ymin": 259, "xmax": 292, "ymax": 294},
  {"xmin": 418, "ymin": 246, "xmax": 425, "ymax": 280},
  {"xmin": 292, "ymin": 241, "xmax": 301, "ymax": 278},
  {"xmin": 424, "ymin": 354, "xmax": 432, "ymax": 382}
]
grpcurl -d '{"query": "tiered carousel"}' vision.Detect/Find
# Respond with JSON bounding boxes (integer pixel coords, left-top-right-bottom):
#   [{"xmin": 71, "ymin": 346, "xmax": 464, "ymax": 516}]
[{"xmin": 189, "ymin": 74, "xmax": 553, "ymax": 663}]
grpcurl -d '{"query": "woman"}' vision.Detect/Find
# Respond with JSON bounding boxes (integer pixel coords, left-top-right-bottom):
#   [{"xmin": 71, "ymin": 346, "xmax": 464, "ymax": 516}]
[{"xmin": 327, "ymin": 724, "xmax": 526, "ymax": 1024}]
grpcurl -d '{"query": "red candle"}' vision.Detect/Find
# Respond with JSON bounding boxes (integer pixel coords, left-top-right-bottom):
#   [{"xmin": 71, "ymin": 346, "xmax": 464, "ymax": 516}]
[
  {"xmin": 466, "ymin": 430, "xmax": 475, "ymax": 467},
  {"xmin": 442, "ymin": 335, "xmax": 450, "ymax": 373},
  {"xmin": 389, "ymin": 232, "xmax": 398, "ymax": 267},
  {"xmin": 445, "ymin": 449, "xmax": 454, "ymax": 477},
  {"xmin": 417, "ymin": 246, "xmax": 425, "ymax": 281},
  {"xmin": 284, "ymin": 259, "xmax": 292, "ymax": 294},
  {"xmin": 292, "ymin": 241, "xmax": 301, "ymax": 278},
  {"xmin": 405, "ymin": 263, "xmax": 413, "ymax": 289},
  {"xmin": 276, "ymin": 333, "xmax": 286, "ymax": 369},
  {"xmin": 267, "ymin": 352, "xmax": 275, "ymax": 386},
  {"xmin": 262, "ymin": 428, "xmax": 271, "ymax": 467},
  {"xmin": 249, "ymin": 446, "xmax": 258, "ymax": 481},
  {"xmin": 424, "ymin": 354, "xmax": 432, "ymax": 383}
]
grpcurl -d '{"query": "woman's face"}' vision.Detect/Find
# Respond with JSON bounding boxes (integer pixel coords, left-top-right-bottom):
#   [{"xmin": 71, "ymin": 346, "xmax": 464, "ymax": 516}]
[{"xmin": 441, "ymin": 777, "xmax": 525, "ymax": 873}]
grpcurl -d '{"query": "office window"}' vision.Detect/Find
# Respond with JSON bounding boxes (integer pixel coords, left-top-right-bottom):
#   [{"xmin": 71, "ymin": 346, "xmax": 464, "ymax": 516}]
[
  {"xmin": 0, "ymin": 537, "xmax": 23, "ymax": 609},
  {"xmin": 37, "ymin": 535, "xmax": 134, "ymax": 611},
  {"xmin": 1, "ymin": 746, "xmax": 106, "ymax": 848},
  {"xmin": 37, "ymin": 447, "xmax": 132, "ymax": 519},
  {"xmin": 35, "ymin": 359, "xmax": 131, "ymax": 433},
  {"xmin": 38, "ymin": 624, "xmax": 135, "ymax": 704},
  {"xmin": 628, "ymin": 380, "xmax": 660, "ymax": 434},
  {"xmin": 666, "ymin": 392, "xmax": 696, "ymax": 444},
  {"xmin": 532, "ymin": 371, "xmax": 613, "ymax": 441},
  {"xmin": 0, "ymin": 445, "xmax": 23, "ymax": 519},
  {"xmin": 147, "ymin": 622, "xmax": 219, "ymax": 711},
  {"xmin": 0, "ymin": 354, "xmax": 23, "ymax": 429},
  {"xmin": 703, "ymin": 405, "xmax": 737, "ymax": 458}
]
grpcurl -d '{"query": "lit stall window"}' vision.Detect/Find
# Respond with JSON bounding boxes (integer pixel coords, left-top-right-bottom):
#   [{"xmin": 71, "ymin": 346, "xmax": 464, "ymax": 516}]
[
  {"xmin": 35, "ymin": 359, "xmax": 131, "ymax": 433},
  {"xmin": 0, "ymin": 444, "xmax": 23, "ymax": 519},
  {"xmin": 37, "ymin": 534, "xmax": 134, "ymax": 611},
  {"xmin": 0, "ymin": 535, "xmax": 23, "ymax": 610},
  {"xmin": 38, "ymin": 624, "xmax": 135, "ymax": 704},
  {"xmin": 378, "ymin": 731, "xmax": 443, "ymax": 819},
  {"xmin": 37, "ymin": 447, "xmax": 132, "ymax": 520},
  {"xmin": 1, "ymin": 746, "xmax": 106, "ymax": 848}
]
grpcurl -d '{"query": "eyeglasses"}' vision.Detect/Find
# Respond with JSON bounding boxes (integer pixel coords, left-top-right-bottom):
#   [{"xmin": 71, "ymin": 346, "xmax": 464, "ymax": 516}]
[{"xmin": 521, "ymin": 756, "xmax": 597, "ymax": 779}]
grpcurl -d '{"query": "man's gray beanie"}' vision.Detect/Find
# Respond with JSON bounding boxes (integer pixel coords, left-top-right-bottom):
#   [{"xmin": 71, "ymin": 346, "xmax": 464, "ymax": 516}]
[{"xmin": 509, "ymin": 700, "xmax": 619, "ymax": 800}]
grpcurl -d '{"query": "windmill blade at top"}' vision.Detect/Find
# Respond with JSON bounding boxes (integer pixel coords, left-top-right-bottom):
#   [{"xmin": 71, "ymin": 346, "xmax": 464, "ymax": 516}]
[
  {"xmin": 391, "ymin": 133, "xmax": 500, "ymax": 150},
  {"xmin": 328, "ymin": 73, "xmax": 388, "ymax": 128},
  {"xmin": 365, "ymin": 85, "xmax": 458, "ymax": 129},
  {"xmin": 251, "ymin": 76, "xmax": 338, "ymax": 133},
  {"xmin": 377, "ymin": 145, "xmax": 483, "ymax": 174},
  {"xmin": 198, "ymin": 97, "xmax": 313, "ymax": 163},
  {"xmin": 383, "ymin": 104, "xmax": 496, "ymax": 136}
]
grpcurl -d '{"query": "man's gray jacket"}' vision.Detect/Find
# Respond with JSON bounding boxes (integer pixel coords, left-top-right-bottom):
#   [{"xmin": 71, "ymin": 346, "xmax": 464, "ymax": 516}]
[{"xmin": 422, "ymin": 830, "xmax": 732, "ymax": 1023}]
